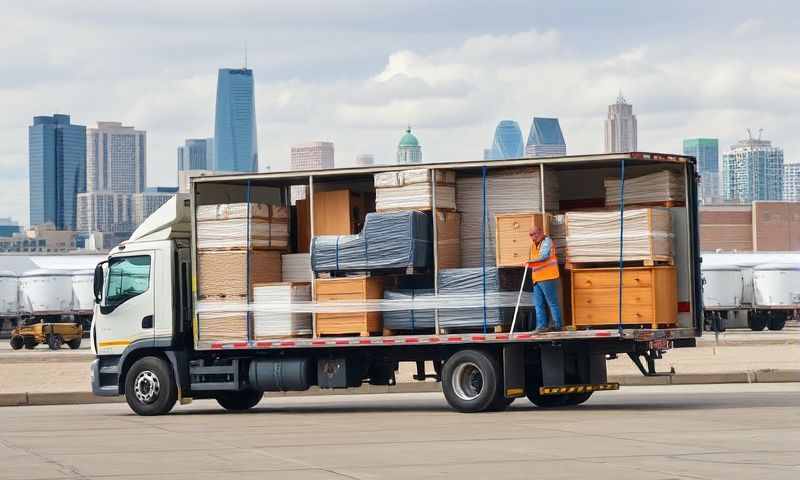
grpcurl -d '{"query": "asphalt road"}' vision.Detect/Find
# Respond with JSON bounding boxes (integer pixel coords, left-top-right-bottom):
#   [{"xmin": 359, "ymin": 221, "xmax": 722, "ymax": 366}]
[{"xmin": 1, "ymin": 384, "xmax": 799, "ymax": 480}]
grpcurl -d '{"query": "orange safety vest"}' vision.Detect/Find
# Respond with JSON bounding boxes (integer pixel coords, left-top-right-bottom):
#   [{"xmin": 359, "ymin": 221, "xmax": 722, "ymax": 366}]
[{"xmin": 529, "ymin": 237, "xmax": 560, "ymax": 282}]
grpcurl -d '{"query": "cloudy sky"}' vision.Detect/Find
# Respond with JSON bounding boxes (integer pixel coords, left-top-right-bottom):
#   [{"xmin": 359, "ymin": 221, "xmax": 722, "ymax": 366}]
[{"xmin": 1, "ymin": 0, "xmax": 798, "ymax": 226}]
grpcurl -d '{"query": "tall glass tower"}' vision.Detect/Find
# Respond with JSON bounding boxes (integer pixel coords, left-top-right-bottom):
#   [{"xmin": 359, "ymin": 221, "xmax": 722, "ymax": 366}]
[
  {"xmin": 525, "ymin": 117, "xmax": 566, "ymax": 157},
  {"xmin": 28, "ymin": 114, "xmax": 86, "ymax": 230},
  {"xmin": 214, "ymin": 68, "xmax": 258, "ymax": 172},
  {"xmin": 683, "ymin": 138, "xmax": 719, "ymax": 204},
  {"xmin": 722, "ymin": 133, "xmax": 783, "ymax": 203},
  {"xmin": 487, "ymin": 120, "xmax": 524, "ymax": 160}
]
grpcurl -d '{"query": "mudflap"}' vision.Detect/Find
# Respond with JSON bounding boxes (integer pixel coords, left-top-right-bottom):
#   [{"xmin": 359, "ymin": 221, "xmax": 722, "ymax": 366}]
[{"xmin": 503, "ymin": 344, "xmax": 526, "ymax": 399}]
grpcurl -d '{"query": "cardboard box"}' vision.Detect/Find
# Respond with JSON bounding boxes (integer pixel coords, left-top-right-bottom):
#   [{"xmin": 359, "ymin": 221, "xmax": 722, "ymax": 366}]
[
  {"xmin": 197, "ymin": 250, "xmax": 282, "ymax": 300},
  {"xmin": 436, "ymin": 211, "xmax": 461, "ymax": 269}
]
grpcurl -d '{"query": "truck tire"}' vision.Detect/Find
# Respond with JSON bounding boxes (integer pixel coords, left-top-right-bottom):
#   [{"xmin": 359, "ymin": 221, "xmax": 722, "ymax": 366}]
[
  {"xmin": 767, "ymin": 312, "xmax": 786, "ymax": 331},
  {"xmin": 23, "ymin": 337, "xmax": 37, "ymax": 349},
  {"xmin": 10, "ymin": 335, "xmax": 24, "ymax": 350},
  {"xmin": 748, "ymin": 312, "xmax": 766, "ymax": 331},
  {"xmin": 216, "ymin": 390, "xmax": 264, "ymax": 411},
  {"xmin": 124, "ymin": 356, "xmax": 177, "ymax": 416},
  {"xmin": 442, "ymin": 349, "xmax": 500, "ymax": 413},
  {"xmin": 486, "ymin": 390, "xmax": 516, "ymax": 412},
  {"xmin": 67, "ymin": 337, "xmax": 82, "ymax": 349},
  {"xmin": 47, "ymin": 334, "xmax": 63, "ymax": 350}
]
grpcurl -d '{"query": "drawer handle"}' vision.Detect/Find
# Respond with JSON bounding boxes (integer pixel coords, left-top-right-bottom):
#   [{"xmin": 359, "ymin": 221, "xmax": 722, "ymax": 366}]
[
  {"xmin": 585, "ymin": 299, "xmax": 592, "ymax": 304},
  {"xmin": 513, "ymin": 221, "xmax": 520, "ymax": 229},
  {"xmin": 633, "ymin": 278, "xmax": 641, "ymax": 284},
  {"xmin": 584, "ymin": 280, "xmax": 592, "ymax": 286}
]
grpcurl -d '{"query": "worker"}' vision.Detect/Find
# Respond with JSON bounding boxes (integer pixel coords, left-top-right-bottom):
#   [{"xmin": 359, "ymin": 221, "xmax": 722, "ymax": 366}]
[{"xmin": 526, "ymin": 226, "xmax": 562, "ymax": 332}]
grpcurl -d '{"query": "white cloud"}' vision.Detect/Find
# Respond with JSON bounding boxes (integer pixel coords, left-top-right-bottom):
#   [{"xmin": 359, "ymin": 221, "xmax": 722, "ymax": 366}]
[{"xmin": 734, "ymin": 18, "xmax": 764, "ymax": 37}]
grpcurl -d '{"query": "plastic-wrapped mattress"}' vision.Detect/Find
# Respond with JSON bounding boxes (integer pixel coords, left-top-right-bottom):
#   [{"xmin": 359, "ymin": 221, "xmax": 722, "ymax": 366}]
[
  {"xmin": 437, "ymin": 268, "xmax": 506, "ymax": 329},
  {"xmin": 311, "ymin": 211, "xmax": 432, "ymax": 272}
]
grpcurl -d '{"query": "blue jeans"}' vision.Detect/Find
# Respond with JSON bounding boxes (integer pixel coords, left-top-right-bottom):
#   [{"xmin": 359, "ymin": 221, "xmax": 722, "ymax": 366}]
[{"xmin": 532, "ymin": 279, "xmax": 562, "ymax": 330}]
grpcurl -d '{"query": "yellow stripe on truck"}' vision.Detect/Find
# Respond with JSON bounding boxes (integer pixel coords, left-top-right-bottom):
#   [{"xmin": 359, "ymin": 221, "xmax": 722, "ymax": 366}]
[{"xmin": 99, "ymin": 339, "xmax": 131, "ymax": 348}]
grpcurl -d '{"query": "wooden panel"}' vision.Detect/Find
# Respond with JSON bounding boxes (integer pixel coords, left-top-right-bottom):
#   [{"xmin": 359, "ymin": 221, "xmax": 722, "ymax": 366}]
[
  {"xmin": 653, "ymin": 266, "xmax": 678, "ymax": 325},
  {"xmin": 495, "ymin": 213, "xmax": 550, "ymax": 267},
  {"xmin": 572, "ymin": 269, "xmax": 652, "ymax": 290},
  {"xmin": 314, "ymin": 190, "xmax": 354, "ymax": 236},
  {"xmin": 573, "ymin": 287, "xmax": 654, "ymax": 307},
  {"xmin": 296, "ymin": 199, "xmax": 310, "ymax": 253},
  {"xmin": 314, "ymin": 278, "xmax": 367, "ymax": 296},
  {"xmin": 436, "ymin": 211, "xmax": 461, "ymax": 269}
]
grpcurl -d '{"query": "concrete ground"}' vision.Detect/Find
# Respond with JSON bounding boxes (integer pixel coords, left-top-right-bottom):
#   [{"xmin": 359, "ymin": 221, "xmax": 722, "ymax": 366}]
[
  {"xmin": 1, "ymin": 383, "xmax": 799, "ymax": 480},
  {"xmin": 2, "ymin": 327, "xmax": 798, "ymax": 395}
]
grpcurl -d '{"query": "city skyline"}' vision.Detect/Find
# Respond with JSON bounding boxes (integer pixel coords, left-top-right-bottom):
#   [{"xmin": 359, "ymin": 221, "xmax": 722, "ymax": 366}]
[{"xmin": 2, "ymin": 3, "xmax": 799, "ymax": 223}]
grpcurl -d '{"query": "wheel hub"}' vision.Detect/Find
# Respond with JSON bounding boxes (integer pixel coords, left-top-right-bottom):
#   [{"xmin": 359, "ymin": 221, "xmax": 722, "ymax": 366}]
[
  {"xmin": 452, "ymin": 362, "xmax": 483, "ymax": 401},
  {"xmin": 134, "ymin": 370, "xmax": 160, "ymax": 404}
]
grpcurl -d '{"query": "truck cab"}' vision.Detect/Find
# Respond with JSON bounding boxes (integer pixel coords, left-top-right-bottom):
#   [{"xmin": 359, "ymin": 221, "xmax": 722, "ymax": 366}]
[{"xmin": 90, "ymin": 195, "xmax": 193, "ymax": 406}]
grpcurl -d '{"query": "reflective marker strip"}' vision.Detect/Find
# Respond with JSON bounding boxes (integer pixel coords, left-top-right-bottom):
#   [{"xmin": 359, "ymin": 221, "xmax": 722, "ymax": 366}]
[
  {"xmin": 539, "ymin": 383, "xmax": 620, "ymax": 396},
  {"xmin": 98, "ymin": 339, "xmax": 130, "ymax": 348}
]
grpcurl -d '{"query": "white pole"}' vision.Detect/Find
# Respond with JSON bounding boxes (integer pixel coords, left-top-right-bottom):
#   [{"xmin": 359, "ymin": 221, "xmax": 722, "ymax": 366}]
[{"xmin": 509, "ymin": 263, "xmax": 530, "ymax": 334}]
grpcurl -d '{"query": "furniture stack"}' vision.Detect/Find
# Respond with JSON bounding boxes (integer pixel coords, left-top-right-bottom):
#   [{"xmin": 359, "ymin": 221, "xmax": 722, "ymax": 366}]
[
  {"xmin": 374, "ymin": 169, "xmax": 456, "ymax": 212},
  {"xmin": 196, "ymin": 202, "xmax": 286, "ymax": 343},
  {"xmin": 494, "ymin": 212, "xmax": 551, "ymax": 268},
  {"xmin": 604, "ymin": 170, "xmax": 684, "ymax": 207},
  {"xmin": 457, "ymin": 167, "xmax": 559, "ymax": 268},
  {"xmin": 314, "ymin": 276, "xmax": 384, "ymax": 336}
]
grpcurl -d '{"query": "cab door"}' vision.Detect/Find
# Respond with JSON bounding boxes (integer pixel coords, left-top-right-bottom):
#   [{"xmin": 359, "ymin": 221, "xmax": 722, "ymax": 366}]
[{"xmin": 95, "ymin": 251, "xmax": 155, "ymax": 355}]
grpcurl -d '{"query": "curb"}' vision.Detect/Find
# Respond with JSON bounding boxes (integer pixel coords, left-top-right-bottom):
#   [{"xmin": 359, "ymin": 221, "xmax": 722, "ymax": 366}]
[{"xmin": 2, "ymin": 369, "xmax": 799, "ymax": 408}]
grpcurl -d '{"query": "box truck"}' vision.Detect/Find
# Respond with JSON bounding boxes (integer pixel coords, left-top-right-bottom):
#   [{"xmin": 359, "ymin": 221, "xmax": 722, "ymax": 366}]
[{"xmin": 90, "ymin": 152, "xmax": 703, "ymax": 415}]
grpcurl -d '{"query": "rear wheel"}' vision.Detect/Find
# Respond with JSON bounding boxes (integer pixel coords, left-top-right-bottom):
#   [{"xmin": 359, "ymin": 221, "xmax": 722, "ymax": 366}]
[
  {"xmin": 442, "ymin": 349, "xmax": 500, "ymax": 413},
  {"xmin": 9, "ymin": 335, "xmax": 24, "ymax": 350},
  {"xmin": 67, "ymin": 337, "xmax": 82, "ymax": 349},
  {"xmin": 748, "ymin": 312, "xmax": 767, "ymax": 331},
  {"xmin": 47, "ymin": 334, "xmax": 63, "ymax": 350},
  {"xmin": 767, "ymin": 312, "xmax": 786, "ymax": 331},
  {"xmin": 216, "ymin": 390, "xmax": 264, "ymax": 411},
  {"xmin": 23, "ymin": 337, "xmax": 37, "ymax": 349},
  {"xmin": 124, "ymin": 356, "xmax": 177, "ymax": 416}
]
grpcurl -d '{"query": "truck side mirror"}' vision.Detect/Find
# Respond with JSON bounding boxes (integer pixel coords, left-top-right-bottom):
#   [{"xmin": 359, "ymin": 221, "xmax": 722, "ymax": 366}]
[{"xmin": 93, "ymin": 264, "xmax": 104, "ymax": 303}]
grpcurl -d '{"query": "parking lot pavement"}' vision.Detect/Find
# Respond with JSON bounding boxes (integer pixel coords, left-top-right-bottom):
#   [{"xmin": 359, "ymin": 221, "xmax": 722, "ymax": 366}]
[{"xmin": 1, "ymin": 383, "xmax": 799, "ymax": 480}]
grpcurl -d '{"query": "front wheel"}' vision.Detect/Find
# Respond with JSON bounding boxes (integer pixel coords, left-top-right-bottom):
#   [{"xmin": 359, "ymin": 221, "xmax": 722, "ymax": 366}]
[
  {"xmin": 10, "ymin": 335, "xmax": 24, "ymax": 350},
  {"xmin": 124, "ymin": 356, "xmax": 177, "ymax": 416},
  {"xmin": 47, "ymin": 334, "xmax": 63, "ymax": 350},
  {"xmin": 442, "ymin": 349, "xmax": 500, "ymax": 413},
  {"xmin": 216, "ymin": 390, "xmax": 264, "ymax": 411}
]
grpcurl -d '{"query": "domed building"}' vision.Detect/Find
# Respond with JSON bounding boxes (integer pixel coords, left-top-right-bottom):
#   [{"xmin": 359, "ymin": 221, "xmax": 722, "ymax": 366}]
[{"xmin": 397, "ymin": 127, "xmax": 422, "ymax": 164}]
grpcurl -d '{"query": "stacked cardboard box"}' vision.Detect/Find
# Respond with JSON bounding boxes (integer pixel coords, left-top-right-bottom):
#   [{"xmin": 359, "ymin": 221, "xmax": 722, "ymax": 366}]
[
  {"xmin": 374, "ymin": 169, "xmax": 456, "ymax": 212},
  {"xmin": 435, "ymin": 211, "xmax": 461, "ymax": 269},
  {"xmin": 196, "ymin": 203, "xmax": 289, "ymax": 249},
  {"xmin": 253, "ymin": 283, "xmax": 312, "ymax": 338}
]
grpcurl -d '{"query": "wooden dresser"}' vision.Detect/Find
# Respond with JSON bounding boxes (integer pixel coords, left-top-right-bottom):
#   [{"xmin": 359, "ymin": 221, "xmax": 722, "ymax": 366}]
[
  {"xmin": 314, "ymin": 276, "xmax": 383, "ymax": 336},
  {"xmin": 571, "ymin": 266, "xmax": 677, "ymax": 328},
  {"xmin": 495, "ymin": 212, "xmax": 551, "ymax": 267}
]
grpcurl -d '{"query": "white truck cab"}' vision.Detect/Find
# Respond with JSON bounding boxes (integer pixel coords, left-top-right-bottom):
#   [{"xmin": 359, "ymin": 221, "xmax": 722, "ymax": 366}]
[{"xmin": 90, "ymin": 195, "xmax": 193, "ymax": 407}]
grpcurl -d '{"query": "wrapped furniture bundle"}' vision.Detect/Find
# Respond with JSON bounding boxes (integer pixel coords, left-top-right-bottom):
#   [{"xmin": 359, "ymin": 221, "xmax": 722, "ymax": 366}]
[
  {"xmin": 565, "ymin": 207, "xmax": 673, "ymax": 263},
  {"xmin": 375, "ymin": 169, "xmax": 456, "ymax": 211},
  {"xmin": 437, "ymin": 267, "xmax": 507, "ymax": 329},
  {"xmin": 196, "ymin": 203, "xmax": 289, "ymax": 249},
  {"xmin": 253, "ymin": 283, "xmax": 312, "ymax": 338},
  {"xmin": 311, "ymin": 211, "xmax": 432, "ymax": 272},
  {"xmin": 382, "ymin": 289, "xmax": 436, "ymax": 331},
  {"xmin": 604, "ymin": 170, "xmax": 684, "ymax": 207},
  {"xmin": 457, "ymin": 167, "xmax": 559, "ymax": 268}
]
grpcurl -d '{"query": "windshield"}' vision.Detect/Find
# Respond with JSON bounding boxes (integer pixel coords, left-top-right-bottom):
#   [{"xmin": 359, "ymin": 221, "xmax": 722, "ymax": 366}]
[{"xmin": 106, "ymin": 255, "xmax": 151, "ymax": 308}]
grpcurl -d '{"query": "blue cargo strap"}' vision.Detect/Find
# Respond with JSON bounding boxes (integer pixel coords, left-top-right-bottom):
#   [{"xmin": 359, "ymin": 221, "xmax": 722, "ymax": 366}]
[
  {"xmin": 246, "ymin": 179, "xmax": 253, "ymax": 341},
  {"xmin": 617, "ymin": 159, "xmax": 625, "ymax": 334},
  {"xmin": 481, "ymin": 166, "xmax": 488, "ymax": 333},
  {"xmin": 335, "ymin": 235, "xmax": 340, "ymax": 271},
  {"xmin": 410, "ymin": 288, "xmax": 416, "ymax": 331}
]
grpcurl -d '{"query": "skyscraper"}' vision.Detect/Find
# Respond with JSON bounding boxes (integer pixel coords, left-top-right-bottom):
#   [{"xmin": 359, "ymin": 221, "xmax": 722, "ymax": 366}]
[
  {"xmin": 604, "ymin": 93, "xmax": 637, "ymax": 153},
  {"xmin": 486, "ymin": 120, "xmax": 524, "ymax": 160},
  {"xmin": 86, "ymin": 121, "xmax": 146, "ymax": 193},
  {"xmin": 28, "ymin": 114, "xmax": 86, "ymax": 230},
  {"xmin": 525, "ymin": 117, "xmax": 566, "ymax": 157},
  {"xmin": 291, "ymin": 142, "xmax": 335, "ymax": 170},
  {"xmin": 132, "ymin": 187, "xmax": 179, "ymax": 225},
  {"xmin": 214, "ymin": 68, "xmax": 258, "ymax": 172},
  {"xmin": 178, "ymin": 138, "xmax": 214, "ymax": 171},
  {"xmin": 397, "ymin": 127, "xmax": 422, "ymax": 164},
  {"xmin": 683, "ymin": 138, "xmax": 720, "ymax": 204},
  {"xmin": 722, "ymin": 132, "xmax": 784, "ymax": 203},
  {"xmin": 783, "ymin": 163, "xmax": 800, "ymax": 202},
  {"xmin": 355, "ymin": 154, "xmax": 375, "ymax": 167}
]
